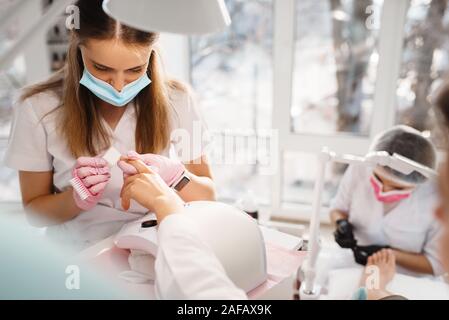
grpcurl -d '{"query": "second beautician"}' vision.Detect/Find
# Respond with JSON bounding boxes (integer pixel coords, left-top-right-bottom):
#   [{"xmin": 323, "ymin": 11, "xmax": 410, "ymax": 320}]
[{"xmin": 4, "ymin": 0, "xmax": 215, "ymax": 248}]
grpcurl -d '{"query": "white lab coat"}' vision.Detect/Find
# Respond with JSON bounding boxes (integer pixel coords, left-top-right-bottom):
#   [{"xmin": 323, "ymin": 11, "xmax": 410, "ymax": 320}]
[
  {"xmin": 330, "ymin": 164, "xmax": 443, "ymax": 275},
  {"xmin": 4, "ymin": 89, "xmax": 210, "ymax": 249},
  {"xmin": 155, "ymin": 213, "xmax": 247, "ymax": 299}
]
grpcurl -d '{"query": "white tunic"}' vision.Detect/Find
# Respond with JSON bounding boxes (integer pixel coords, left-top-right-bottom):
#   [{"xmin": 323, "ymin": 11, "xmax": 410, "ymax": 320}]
[
  {"xmin": 3, "ymin": 89, "xmax": 210, "ymax": 248},
  {"xmin": 329, "ymin": 164, "xmax": 443, "ymax": 275}
]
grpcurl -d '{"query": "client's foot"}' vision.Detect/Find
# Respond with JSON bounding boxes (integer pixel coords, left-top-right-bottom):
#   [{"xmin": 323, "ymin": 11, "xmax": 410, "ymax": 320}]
[{"xmin": 359, "ymin": 249, "xmax": 396, "ymax": 300}]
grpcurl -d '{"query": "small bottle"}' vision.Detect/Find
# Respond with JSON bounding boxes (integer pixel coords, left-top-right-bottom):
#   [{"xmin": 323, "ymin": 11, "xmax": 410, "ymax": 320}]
[{"xmin": 235, "ymin": 190, "xmax": 259, "ymax": 220}]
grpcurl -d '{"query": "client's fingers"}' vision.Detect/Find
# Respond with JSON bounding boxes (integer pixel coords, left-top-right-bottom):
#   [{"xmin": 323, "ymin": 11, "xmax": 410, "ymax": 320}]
[
  {"xmin": 128, "ymin": 159, "xmax": 153, "ymax": 174},
  {"xmin": 120, "ymin": 174, "xmax": 141, "ymax": 197},
  {"xmin": 121, "ymin": 195, "xmax": 130, "ymax": 211},
  {"xmin": 118, "ymin": 160, "xmax": 138, "ymax": 175},
  {"xmin": 121, "ymin": 183, "xmax": 132, "ymax": 211}
]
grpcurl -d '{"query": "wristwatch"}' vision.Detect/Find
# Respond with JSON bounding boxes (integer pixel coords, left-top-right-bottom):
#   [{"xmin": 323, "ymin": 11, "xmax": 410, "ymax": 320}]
[{"xmin": 171, "ymin": 171, "xmax": 191, "ymax": 192}]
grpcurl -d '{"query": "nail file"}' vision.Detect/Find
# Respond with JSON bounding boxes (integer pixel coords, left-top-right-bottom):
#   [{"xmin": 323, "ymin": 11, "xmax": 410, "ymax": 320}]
[
  {"xmin": 102, "ymin": 146, "xmax": 122, "ymax": 167},
  {"xmin": 71, "ymin": 146, "xmax": 122, "ymax": 200}
]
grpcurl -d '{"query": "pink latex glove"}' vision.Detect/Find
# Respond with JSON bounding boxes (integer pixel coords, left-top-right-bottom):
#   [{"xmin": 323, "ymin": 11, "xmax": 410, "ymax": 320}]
[
  {"xmin": 72, "ymin": 157, "xmax": 111, "ymax": 211},
  {"xmin": 118, "ymin": 151, "xmax": 185, "ymax": 187}
]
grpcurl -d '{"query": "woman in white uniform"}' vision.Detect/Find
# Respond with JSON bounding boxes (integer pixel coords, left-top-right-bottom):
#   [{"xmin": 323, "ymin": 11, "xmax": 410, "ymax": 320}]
[
  {"xmin": 330, "ymin": 125, "xmax": 443, "ymax": 276},
  {"xmin": 3, "ymin": 0, "xmax": 215, "ymax": 249}
]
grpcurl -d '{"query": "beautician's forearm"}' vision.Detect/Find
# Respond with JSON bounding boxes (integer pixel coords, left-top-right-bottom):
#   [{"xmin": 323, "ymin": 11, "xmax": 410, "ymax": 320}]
[
  {"xmin": 177, "ymin": 172, "xmax": 216, "ymax": 202},
  {"xmin": 392, "ymin": 249, "xmax": 434, "ymax": 275},
  {"xmin": 24, "ymin": 189, "xmax": 81, "ymax": 227}
]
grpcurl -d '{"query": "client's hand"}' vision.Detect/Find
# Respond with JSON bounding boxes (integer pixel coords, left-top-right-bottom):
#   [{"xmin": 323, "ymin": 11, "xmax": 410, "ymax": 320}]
[
  {"xmin": 118, "ymin": 151, "xmax": 185, "ymax": 187},
  {"xmin": 119, "ymin": 158, "xmax": 185, "ymax": 222}
]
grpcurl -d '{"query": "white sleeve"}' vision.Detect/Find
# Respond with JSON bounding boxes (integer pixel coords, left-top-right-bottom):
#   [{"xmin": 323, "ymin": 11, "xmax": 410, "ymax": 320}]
[
  {"xmin": 329, "ymin": 165, "xmax": 355, "ymax": 214},
  {"xmin": 155, "ymin": 213, "xmax": 247, "ymax": 300},
  {"xmin": 423, "ymin": 219, "xmax": 445, "ymax": 276},
  {"xmin": 169, "ymin": 89, "xmax": 212, "ymax": 163},
  {"xmin": 3, "ymin": 97, "xmax": 52, "ymax": 171}
]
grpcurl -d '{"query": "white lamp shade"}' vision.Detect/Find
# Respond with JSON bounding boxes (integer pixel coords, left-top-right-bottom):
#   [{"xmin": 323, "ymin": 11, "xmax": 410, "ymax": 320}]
[{"xmin": 102, "ymin": 0, "xmax": 231, "ymax": 35}]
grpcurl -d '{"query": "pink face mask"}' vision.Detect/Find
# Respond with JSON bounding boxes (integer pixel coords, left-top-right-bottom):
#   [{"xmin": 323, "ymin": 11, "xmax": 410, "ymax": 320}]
[{"xmin": 369, "ymin": 175, "xmax": 413, "ymax": 203}]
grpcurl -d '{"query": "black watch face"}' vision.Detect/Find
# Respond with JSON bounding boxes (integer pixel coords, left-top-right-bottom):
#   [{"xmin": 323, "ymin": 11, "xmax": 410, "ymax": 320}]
[
  {"xmin": 174, "ymin": 176, "xmax": 190, "ymax": 191},
  {"xmin": 141, "ymin": 220, "xmax": 158, "ymax": 228}
]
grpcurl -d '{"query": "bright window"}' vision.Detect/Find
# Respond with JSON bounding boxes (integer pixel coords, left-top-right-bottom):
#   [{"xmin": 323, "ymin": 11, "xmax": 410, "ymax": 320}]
[
  {"xmin": 395, "ymin": 0, "xmax": 449, "ymax": 145},
  {"xmin": 189, "ymin": 0, "xmax": 274, "ymax": 203},
  {"xmin": 291, "ymin": 0, "xmax": 383, "ymax": 136}
]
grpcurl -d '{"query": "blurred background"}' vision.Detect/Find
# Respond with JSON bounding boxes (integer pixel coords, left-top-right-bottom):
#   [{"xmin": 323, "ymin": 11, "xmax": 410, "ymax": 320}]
[{"xmin": 1, "ymin": 0, "xmax": 448, "ymax": 223}]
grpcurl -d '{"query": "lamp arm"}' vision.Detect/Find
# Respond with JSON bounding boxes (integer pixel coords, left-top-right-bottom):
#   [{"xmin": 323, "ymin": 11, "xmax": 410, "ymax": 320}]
[{"xmin": 299, "ymin": 147, "xmax": 330, "ymax": 298}]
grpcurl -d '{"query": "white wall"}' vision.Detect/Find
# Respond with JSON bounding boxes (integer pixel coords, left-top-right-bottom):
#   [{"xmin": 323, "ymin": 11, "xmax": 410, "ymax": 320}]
[{"xmin": 158, "ymin": 33, "xmax": 190, "ymax": 82}]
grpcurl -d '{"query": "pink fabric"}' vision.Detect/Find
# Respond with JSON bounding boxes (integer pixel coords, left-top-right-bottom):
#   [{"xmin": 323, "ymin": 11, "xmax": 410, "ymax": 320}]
[
  {"xmin": 369, "ymin": 175, "xmax": 412, "ymax": 203},
  {"xmin": 85, "ymin": 246, "xmax": 155, "ymax": 299},
  {"xmin": 88, "ymin": 240, "xmax": 306, "ymax": 300},
  {"xmin": 118, "ymin": 151, "xmax": 185, "ymax": 187},
  {"xmin": 248, "ymin": 242, "xmax": 306, "ymax": 299},
  {"xmin": 72, "ymin": 157, "xmax": 111, "ymax": 211}
]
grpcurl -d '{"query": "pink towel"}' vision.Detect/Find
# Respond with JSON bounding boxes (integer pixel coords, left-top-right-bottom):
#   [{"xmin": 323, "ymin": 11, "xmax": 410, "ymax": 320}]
[{"xmin": 248, "ymin": 242, "xmax": 306, "ymax": 299}]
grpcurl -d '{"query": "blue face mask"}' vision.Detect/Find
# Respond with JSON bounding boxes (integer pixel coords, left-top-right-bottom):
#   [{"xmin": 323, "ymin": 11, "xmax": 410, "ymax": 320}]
[{"xmin": 79, "ymin": 68, "xmax": 151, "ymax": 107}]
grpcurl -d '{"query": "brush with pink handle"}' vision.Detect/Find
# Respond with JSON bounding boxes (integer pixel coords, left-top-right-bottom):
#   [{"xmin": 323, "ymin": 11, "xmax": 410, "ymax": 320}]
[{"xmin": 70, "ymin": 147, "xmax": 121, "ymax": 211}]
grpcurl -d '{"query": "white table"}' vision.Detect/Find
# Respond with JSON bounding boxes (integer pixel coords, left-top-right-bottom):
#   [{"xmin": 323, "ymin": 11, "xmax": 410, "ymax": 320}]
[{"xmin": 78, "ymin": 225, "xmax": 304, "ymax": 300}]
